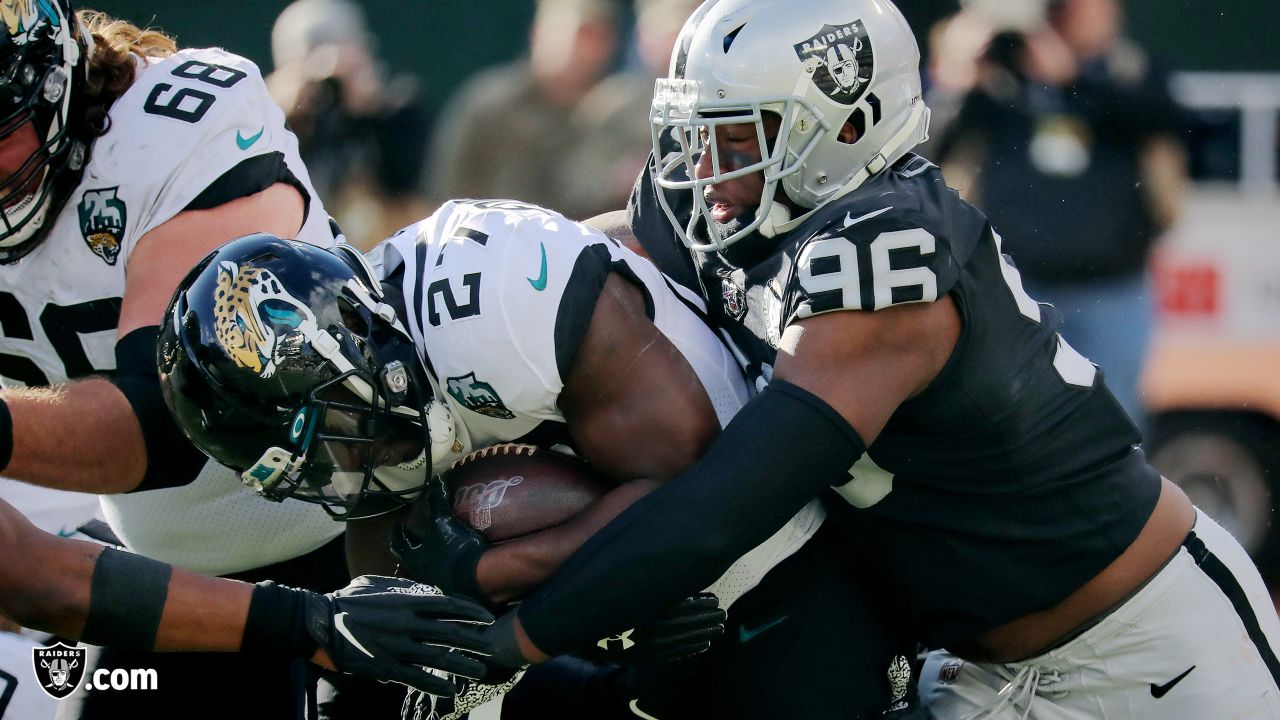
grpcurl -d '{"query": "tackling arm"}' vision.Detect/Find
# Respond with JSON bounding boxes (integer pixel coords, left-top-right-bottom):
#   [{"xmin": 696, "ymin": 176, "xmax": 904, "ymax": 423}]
[{"xmin": 496, "ymin": 297, "xmax": 961, "ymax": 661}]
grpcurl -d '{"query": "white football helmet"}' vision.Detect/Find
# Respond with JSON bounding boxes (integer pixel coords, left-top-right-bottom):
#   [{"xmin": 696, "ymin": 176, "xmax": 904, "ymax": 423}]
[{"xmin": 651, "ymin": 0, "xmax": 931, "ymax": 251}]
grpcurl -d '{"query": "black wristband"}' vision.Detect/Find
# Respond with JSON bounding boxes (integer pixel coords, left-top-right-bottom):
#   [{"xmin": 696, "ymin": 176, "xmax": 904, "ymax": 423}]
[
  {"xmin": 81, "ymin": 547, "xmax": 172, "ymax": 651},
  {"xmin": 243, "ymin": 581, "xmax": 319, "ymax": 659},
  {"xmin": 0, "ymin": 397, "xmax": 11, "ymax": 472}
]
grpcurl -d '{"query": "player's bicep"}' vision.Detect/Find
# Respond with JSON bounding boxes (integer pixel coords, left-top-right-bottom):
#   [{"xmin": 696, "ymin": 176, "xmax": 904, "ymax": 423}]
[
  {"xmin": 775, "ymin": 297, "xmax": 961, "ymax": 446},
  {"xmin": 117, "ymin": 182, "xmax": 304, "ymax": 337},
  {"xmin": 560, "ymin": 273, "xmax": 718, "ymax": 481}
]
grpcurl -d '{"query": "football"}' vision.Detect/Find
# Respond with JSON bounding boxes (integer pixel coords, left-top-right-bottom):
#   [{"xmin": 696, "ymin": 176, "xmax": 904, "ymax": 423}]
[{"xmin": 441, "ymin": 444, "xmax": 611, "ymax": 543}]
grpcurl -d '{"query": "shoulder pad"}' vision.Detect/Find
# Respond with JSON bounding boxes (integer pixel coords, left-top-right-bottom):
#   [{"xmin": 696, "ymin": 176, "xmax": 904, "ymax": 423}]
[{"xmin": 789, "ymin": 198, "xmax": 960, "ymax": 319}]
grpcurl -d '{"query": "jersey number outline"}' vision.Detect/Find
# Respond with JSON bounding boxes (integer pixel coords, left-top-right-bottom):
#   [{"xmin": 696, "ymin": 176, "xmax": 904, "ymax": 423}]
[
  {"xmin": 796, "ymin": 228, "xmax": 938, "ymax": 315},
  {"xmin": 991, "ymin": 230, "xmax": 1096, "ymax": 387},
  {"xmin": 0, "ymin": 292, "xmax": 122, "ymax": 386},
  {"xmin": 143, "ymin": 60, "xmax": 247, "ymax": 124},
  {"xmin": 0, "ymin": 667, "xmax": 15, "ymax": 715},
  {"xmin": 426, "ymin": 228, "xmax": 490, "ymax": 327}
]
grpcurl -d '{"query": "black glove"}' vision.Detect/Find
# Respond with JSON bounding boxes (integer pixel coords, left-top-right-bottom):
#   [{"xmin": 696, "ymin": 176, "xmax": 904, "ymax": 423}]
[
  {"xmin": 392, "ymin": 476, "xmax": 490, "ymax": 603},
  {"xmin": 401, "ymin": 668, "xmax": 528, "ymax": 720},
  {"xmin": 305, "ymin": 575, "xmax": 496, "ymax": 696},
  {"xmin": 576, "ymin": 592, "xmax": 726, "ymax": 667}
]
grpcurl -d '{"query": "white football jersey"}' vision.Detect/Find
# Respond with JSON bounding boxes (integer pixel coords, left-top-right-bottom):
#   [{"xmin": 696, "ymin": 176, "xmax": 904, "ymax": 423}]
[
  {"xmin": 0, "ymin": 49, "xmax": 341, "ymax": 574},
  {"xmin": 369, "ymin": 199, "xmax": 824, "ymax": 606}
]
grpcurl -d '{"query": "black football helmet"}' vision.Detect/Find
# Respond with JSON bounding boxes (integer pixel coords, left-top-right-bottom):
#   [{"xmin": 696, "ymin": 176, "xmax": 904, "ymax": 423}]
[
  {"xmin": 158, "ymin": 233, "xmax": 436, "ymax": 519},
  {"xmin": 0, "ymin": 0, "xmax": 93, "ymax": 262}
]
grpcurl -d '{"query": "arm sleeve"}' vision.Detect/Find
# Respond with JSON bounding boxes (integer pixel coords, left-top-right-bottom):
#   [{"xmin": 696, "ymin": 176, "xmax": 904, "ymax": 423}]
[{"xmin": 516, "ymin": 379, "xmax": 866, "ymax": 656}]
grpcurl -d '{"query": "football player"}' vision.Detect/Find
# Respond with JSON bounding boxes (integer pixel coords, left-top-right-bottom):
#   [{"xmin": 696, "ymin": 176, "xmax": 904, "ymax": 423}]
[
  {"xmin": 459, "ymin": 1, "xmax": 1280, "ymax": 718},
  {"xmin": 0, "ymin": 496, "xmax": 494, "ymax": 696},
  {"xmin": 0, "ymin": 2, "xmax": 370, "ymax": 717},
  {"xmin": 157, "ymin": 200, "xmax": 919, "ymax": 718}
]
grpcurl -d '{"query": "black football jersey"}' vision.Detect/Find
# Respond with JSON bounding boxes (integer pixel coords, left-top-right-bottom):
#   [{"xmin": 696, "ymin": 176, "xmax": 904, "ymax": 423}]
[{"xmin": 630, "ymin": 153, "xmax": 1163, "ymax": 647}]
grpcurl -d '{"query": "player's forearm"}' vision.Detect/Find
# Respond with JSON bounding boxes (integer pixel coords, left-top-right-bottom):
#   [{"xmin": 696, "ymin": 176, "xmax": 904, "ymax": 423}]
[
  {"xmin": 477, "ymin": 479, "xmax": 660, "ymax": 604},
  {"xmin": 3, "ymin": 378, "xmax": 146, "ymax": 493},
  {"xmin": 514, "ymin": 381, "xmax": 864, "ymax": 657},
  {"xmin": 152, "ymin": 569, "xmax": 254, "ymax": 652},
  {"xmin": 0, "ymin": 507, "xmax": 96, "ymax": 637}
]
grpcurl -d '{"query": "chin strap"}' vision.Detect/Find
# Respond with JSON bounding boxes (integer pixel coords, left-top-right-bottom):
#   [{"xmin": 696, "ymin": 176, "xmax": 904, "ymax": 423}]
[{"xmin": 756, "ymin": 201, "xmax": 793, "ymax": 239}]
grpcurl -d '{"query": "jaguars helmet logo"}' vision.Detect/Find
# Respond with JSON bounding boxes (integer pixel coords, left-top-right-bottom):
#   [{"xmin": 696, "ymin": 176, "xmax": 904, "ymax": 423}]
[
  {"xmin": 2, "ymin": 0, "xmax": 71, "ymax": 48},
  {"xmin": 2, "ymin": 0, "xmax": 41, "ymax": 39},
  {"xmin": 212, "ymin": 260, "xmax": 318, "ymax": 378}
]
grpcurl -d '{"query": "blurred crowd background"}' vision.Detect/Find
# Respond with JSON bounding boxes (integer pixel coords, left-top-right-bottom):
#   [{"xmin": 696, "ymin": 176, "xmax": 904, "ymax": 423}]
[{"xmin": 84, "ymin": 0, "xmax": 1280, "ymax": 598}]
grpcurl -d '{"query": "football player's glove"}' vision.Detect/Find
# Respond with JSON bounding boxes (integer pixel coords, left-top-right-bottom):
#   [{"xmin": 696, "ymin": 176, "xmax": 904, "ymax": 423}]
[
  {"xmin": 401, "ymin": 667, "xmax": 527, "ymax": 720},
  {"xmin": 309, "ymin": 575, "xmax": 495, "ymax": 696},
  {"xmin": 577, "ymin": 592, "xmax": 726, "ymax": 667},
  {"xmin": 391, "ymin": 476, "xmax": 490, "ymax": 602}
]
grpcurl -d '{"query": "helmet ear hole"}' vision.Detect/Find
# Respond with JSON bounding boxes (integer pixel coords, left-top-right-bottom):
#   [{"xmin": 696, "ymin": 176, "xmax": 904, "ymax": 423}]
[
  {"xmin": 338, "ymin": 302, "xmax": 368, "ymax": 336},
  {"xmin": 842, "ymin": 108, "xmax": 866, "ymax": 145}
]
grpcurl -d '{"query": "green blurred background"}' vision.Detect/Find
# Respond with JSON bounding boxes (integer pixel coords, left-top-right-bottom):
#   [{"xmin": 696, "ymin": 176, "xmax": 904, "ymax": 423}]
[{"xmin": 80, "ymin": 0, "xmax": 1280, "ymax": 122}]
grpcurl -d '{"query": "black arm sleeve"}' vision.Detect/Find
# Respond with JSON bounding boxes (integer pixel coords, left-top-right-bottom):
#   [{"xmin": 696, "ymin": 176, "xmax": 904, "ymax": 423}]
[
  {"xmin": 110, "ymin": 327, "xmax": 210, "ymax": 492},
  {"xmin": 517, "ymin": 379, "xmax": 867, "ymax": 656}
]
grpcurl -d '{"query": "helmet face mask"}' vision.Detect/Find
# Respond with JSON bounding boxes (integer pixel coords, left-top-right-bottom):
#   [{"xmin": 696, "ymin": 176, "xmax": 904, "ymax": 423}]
[
  {"xmin": 159, "ymin": 234, "xmax": 439, "ymax": 520},
  {"xmin": 650, "ymin": 0, "xmax": 931, "ymax": 252},
  {"xmin": 0, "ymin": 0, "xmax": 91, "ymax": 261}
]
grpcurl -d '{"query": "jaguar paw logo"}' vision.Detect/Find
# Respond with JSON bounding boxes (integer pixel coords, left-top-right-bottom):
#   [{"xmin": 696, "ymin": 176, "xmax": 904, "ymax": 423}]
[
  {"xmin": 77, "ymin": 187, "xmax": 127, "ymax": 266},
  {"xmin": 33, "ymin": 642, "xmax": 85, "ymax": 699},
  {"xmin": 794, "ymin": 20, "xmax": 874, "ymax": 106},
  {"xmin": 446, "ymin": 372, "xmax": 514, "ymax": 419}
]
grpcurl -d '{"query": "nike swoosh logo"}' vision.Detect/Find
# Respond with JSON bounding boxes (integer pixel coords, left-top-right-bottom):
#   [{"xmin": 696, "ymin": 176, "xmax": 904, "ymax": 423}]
[
  {"xmin": 56, "ymin": 527, "xmax": 77, "ymax": 538},
  {"xmin": 527, "ymin": 242, "xmax": 548, "ymax": 291},
  {"xmin": 1150, "ymin": 665, "xmax": 1196, "ymax": 698},
  {"xmin": 629, "ymin": 698, "xmax": 661, "ymax": 720},
  {"xmin": 738, "ymin": 615, "xmax": 789, "ymax": 643},
  {"xmin": 843, "ymin": 206, "xmax": 894, "ymax": 228},
  {"xmin": 334, "ymin": 612, "xmax": 375, "ymax": 659},
  {"xmin": 236, "ymin": 126, "xmax": 265, "ymax": 151}
]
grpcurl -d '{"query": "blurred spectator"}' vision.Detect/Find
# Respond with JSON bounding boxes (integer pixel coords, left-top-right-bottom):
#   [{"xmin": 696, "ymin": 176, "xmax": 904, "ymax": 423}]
[
  {"xmin": 563, "ymin": 0, "xmax": 704, "ymax": 219},
  {"xmin": 425, "ymin": 0, "xmax": 620, "ymax": 215},
  {"xmin": 930, "ymin": 0, "xmax": 1188, "ymax": 434},
  {"xmin": 267, "ymin": 0, "xmax": 433, "ymax": 249}
]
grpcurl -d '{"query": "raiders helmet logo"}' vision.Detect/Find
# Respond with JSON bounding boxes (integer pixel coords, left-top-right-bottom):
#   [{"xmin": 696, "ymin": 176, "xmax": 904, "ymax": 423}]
[
  {"xmin": 793, "ymin": 21, "xmax": 874, "ymax": 106},
  {"xmin": 33, "ymin": 642, "xmax": 85, "ymax": 699}
]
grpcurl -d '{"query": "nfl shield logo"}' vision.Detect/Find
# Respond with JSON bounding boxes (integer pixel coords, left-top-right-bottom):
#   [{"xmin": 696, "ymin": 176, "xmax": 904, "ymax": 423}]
[
  {"xmin": 793, "ymin": 21, "xmax": 875, "ymax": 106},
  {"xmin": 33, "ymin": 642, "xmax": 86, "ymax": 699},
  {"xmin": 938, "ymin": 658, "xmax": 964, "ymax": 685},
  {"xmin": 721, "ymin": 278, "xmax": 746, "ymax": 320}
]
